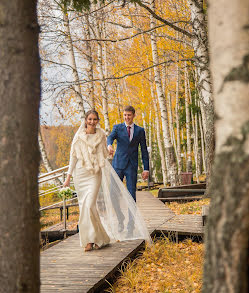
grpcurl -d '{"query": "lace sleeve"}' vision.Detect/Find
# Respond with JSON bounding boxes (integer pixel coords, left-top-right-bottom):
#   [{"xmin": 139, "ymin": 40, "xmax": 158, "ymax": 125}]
[
  {"xmin": 68, "ymin": 152, "xmax": 77, "ymax": 175},
  {"xmin": 102, "ymin": 133, "xmax": 109, "ymax": 158}
]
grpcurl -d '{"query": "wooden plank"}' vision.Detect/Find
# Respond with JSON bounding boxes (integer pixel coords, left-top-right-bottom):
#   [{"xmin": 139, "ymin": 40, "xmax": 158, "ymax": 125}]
[
  {"xmin": 158, "ymin": 188, "xmax": 205, "ymax": 198},
  {"xmin": 158, "ymin": 195, "xmax": 202, "ymax": 202},
  {"xmin": 162, "ymin": 183, "xmax": 206, "ymax": 190}
]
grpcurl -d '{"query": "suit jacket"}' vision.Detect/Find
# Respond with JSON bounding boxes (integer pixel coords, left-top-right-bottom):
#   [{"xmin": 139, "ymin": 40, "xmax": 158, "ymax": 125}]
[{"xmin": 107, "ymin": 123, "xmax": 149, "ymax": 171}]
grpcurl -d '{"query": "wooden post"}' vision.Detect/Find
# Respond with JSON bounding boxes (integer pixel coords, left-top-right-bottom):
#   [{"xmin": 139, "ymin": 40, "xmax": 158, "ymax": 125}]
[
  {"xmin": 62, "ymin": 172, "xmax": 67, "ymax": 231},
  {"xmin": 202, "ymin": 205, "xmax": 209, "ymax": 226}
]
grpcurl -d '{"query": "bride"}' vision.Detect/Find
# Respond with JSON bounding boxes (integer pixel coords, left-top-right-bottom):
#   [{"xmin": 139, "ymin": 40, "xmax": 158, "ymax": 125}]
[{"xmin": 63, "ymin": 109, "xmax": 150, "ymax": 252}]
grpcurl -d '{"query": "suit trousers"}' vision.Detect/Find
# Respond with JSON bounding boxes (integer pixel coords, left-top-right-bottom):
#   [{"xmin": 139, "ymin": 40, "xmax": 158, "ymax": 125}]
[{"xmin": 114, "ymin": 162, "xmax": 138, "ymax": 202}]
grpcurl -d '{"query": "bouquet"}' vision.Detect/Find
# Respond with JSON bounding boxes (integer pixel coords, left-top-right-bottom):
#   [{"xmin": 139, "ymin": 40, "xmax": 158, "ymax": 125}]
[{"xmin": 57, "ymin": 187, "xmax": 74, "ymax": 200}]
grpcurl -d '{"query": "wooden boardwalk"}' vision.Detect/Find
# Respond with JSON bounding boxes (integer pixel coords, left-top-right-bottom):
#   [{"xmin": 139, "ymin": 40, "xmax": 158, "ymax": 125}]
[{"xmin": 40, "ymin": 191, "xmax": 203, "ymax": 292}]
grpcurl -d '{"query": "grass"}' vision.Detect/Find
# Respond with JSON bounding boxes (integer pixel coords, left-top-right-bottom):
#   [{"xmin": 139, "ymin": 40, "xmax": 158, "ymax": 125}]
[
  {"xmin": 149, "ymin": 187, "xmax": 210, "ymax": 215},
  {"xmin": 166, "ymin": 199, "xmax": 210, "ymax": 215},
  {"xmin": 107, "ymin": 237, "xmax": 204, "ymax": 293},
  {"xmin": 40, "ymin": 206, "xmax": 79, "ymax": 230}
]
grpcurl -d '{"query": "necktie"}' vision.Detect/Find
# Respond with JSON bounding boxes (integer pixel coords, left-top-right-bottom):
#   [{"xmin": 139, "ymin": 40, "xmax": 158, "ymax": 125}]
[{"xmin": 127, "ymin": 126, "xmax": 131, "ymax": 139}]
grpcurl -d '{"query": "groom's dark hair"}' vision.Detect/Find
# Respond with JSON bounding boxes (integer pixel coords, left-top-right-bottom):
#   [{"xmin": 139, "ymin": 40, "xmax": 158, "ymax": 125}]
[{"xmin": 124, "ymin": 106, "xmax": 135, "ymax": 114}]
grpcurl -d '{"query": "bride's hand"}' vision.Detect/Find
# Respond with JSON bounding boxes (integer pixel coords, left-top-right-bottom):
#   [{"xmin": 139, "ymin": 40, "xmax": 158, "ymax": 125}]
[
  {"xmin": 108, "ymin": 145, "xmax": 114, "ymax": 157},
  {"xmin": 63, "ymin": 175, "xmax": 71, "ymax": 187}
]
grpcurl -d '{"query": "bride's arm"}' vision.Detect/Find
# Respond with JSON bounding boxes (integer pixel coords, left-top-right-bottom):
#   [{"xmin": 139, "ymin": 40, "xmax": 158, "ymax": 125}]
[
  {"xmin": 63, "ymin": 174, "xmax": 71, "ymax": 187},
  {"xmin": 63, "ymin": 150, "xmax": 77, "ymax": 187}
]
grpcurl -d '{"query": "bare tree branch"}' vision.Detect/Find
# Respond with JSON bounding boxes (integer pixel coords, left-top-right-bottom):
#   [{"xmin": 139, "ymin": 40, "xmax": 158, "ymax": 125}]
[{"xmin": 133, "ymin": 0, "xmax": 193, "ymax": 38}]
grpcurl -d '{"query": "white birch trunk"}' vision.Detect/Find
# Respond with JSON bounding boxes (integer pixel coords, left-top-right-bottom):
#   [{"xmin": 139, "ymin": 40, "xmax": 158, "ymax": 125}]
[
  {"xmin": 150, "ymin": 72, "xmax": 167, "ymax": 185},
  {"xmin": 153, "ymin": 100, "xmax": 168, "ymax": 185},
  {"xmin": 184, "ymin": 64, "xmax": 192, "ymax": 172},
  {"xmin": 187, "ymin": 69, "xmax": 200, "ymax": 180},
  {"xmin": 150, "ymin": 6, "xmax": 177, "ymax": 185},
  {"xmin": 175, "ymin": 62, "xmax": 182, "ymax": 174},
  {"xmin": 84, "ymin": 13, "xmax": 95, "ymax": 109},
  {"xmin": 95, "ymin": 17, "xmax": 111, "ymax": 135},
  {"xmin": 38, "ymin": 130, "xmax": 62, "ymax": 186},
  {"xmin": 188, "ymin": 0, "xmax": 215, "ymax": 190},
  {"xmin": 63, "ymin": 10, "xmax": 85, "ymax": 119},
  {"xmin": 148, "ymin": 110, "xmax": 154, "ymax": 182},
  {"xmin": 141, "ymin": 112, "xmax": 147, "ymax": 134},
  {"xmin": 203, "ymin": 0, "xmax": 249, "ymax": 291},
  {"xmin": 194, "ymin": 108, "xmax": 201, "ymax": 182},
  {"xmin": 198, "ymin": 105, "xmax": 206, "ymax": 173},
  {"xmin": 167, "ymin": 92, "xmax": 178, "ymax": 162},
  {"xmin": 152, "ymin": 127, "xmax": 158, "ymax": 182}
]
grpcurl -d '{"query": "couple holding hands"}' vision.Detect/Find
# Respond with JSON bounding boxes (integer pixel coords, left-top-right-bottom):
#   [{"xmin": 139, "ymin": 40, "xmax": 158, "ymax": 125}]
[{"xmin": 63, "ymin": 106, "xmax": 151, "ymax": 252}]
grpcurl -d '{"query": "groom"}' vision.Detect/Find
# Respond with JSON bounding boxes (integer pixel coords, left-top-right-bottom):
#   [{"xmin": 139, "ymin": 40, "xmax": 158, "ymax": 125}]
[{"xmin": 107, "ymin": 106, "xmax": 149, "ymax": 202}]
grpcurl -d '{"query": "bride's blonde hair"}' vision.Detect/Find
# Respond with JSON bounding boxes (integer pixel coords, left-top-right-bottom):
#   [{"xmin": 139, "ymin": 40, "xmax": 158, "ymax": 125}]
[{"xmin": 84, "ymin": 109, "xmax": 100, "ymax": 128}]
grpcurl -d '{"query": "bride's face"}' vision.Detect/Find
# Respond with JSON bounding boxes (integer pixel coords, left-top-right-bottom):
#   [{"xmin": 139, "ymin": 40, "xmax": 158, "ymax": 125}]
[{"xmin": 86, "ymin": 113, "xmax": 99, "ymax": 129}]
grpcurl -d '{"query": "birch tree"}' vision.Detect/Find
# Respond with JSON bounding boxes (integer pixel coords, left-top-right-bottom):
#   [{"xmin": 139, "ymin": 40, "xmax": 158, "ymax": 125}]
[
  {"xmin": 150, "ymin": 1, "xmax": 177, "ymax": 185},
  {"xmin": 175, "ymin": 62, "xmax": 182, "ymax": 174},
  {"xmin": 153, "ymin": 99, "xmax": 168, "ymax": 185},
  {"xmin": 63, "ymin": 5, "xmax": 85, "ymax": 119},
  {"xmin": 167, "ymin": 92, "xmax": 177, "ymax": 163},
  {"xmin": 188, "ymin": 0, "xmax": 214, "ymax": 189},
  {"xmin": 184, "ymin": 63, "xmax": 192, "ymax": 172},
  {"xmin": 93, "ymin": 8, "xmax": 111, "ymax": 134},
  {"xmin": 83, "ymin": 13, "xmax": 95, "ymax": 108},
  {"xmin": 38, "ymin": 130, "xmax": 62, "ymax": 186},
  {"xmin": 203, "ymin": 0, "xmax": 249, "ymax": 291}
]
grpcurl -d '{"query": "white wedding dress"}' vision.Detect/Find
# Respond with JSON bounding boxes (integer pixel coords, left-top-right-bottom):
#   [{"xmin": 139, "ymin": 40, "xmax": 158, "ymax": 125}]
[{"xmin": 68, "ymin": 126, "xmax": 151, "ymax": 249}]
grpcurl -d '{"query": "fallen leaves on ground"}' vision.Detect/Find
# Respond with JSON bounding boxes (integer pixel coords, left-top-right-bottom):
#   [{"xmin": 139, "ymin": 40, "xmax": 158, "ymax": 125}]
[
  {"xmin": 107, "ymin": 238, "xmax": 204, "ymax": 293},
  {"xmin": 166, "ymin": 199, "xmax": 210, "ymax": 215}
]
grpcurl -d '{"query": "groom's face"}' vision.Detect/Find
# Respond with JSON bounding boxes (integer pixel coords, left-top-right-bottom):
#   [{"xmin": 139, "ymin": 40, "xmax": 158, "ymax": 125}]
[{"xmin": 123, "ymin": 111, "xmax": 135, "ymax": 125}]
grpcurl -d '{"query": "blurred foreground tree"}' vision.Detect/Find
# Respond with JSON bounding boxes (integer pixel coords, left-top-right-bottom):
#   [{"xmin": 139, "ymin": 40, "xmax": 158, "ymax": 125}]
[
  {"xmin": 203, "ymin": 0, "xmax": 249, "ymax": 292},
  {"xmin": 0, "ymin": 1, "xmax": 40, "ymax": 292}
]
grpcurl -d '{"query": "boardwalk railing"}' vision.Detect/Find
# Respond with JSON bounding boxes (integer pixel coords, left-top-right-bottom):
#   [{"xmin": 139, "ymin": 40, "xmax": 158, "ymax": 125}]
[{"xmin": 39, "ymin": 165, "xmax": 77, "ymax": 231}]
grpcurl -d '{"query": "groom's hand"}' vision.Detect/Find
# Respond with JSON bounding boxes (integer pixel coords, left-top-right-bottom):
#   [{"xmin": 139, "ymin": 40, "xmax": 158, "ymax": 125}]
[
  {"xmin": 142, "ymin": 171, "xmax": 149, "ymax": 180},
  {"xmin": 108, "ymin": 145, "xmax": 114, "ymax": 156}
]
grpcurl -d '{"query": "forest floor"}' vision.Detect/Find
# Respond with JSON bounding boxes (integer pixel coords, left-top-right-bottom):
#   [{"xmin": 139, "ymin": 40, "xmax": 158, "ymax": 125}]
[
  {"xmin": 106, "ymin": 189, "xmax": 209, "ymax": 293},
  {"xmin": 107, "ymin": 237, "xmax": 204, "ymax": 293}
]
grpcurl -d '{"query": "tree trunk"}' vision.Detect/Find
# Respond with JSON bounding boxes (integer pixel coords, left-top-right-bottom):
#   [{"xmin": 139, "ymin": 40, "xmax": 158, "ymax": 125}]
[
  {"xmin": 198, "ymin": 100, "xmax": 206, "ymax": 174},
  {"xmin": 203, "ymin": 0, "xmax": 249, "ymax": 292},
  {"xmin": 0, "ymin": 1, "xmax": 40, "ymax": 292},
  {"xmin": 187, "ymin": 68, "xmax": 201, "ymax": 180},
  {"xmin": 167, "ymin": 92, "xmax": 178, "ymax": 163},
  {"xmin": 63, "ymin": 9, "xmax": 85, "ymax": 119},
  {"xmin": 188, "ymin": 0, "xmax": 215, "ymax": 191},
  {"xmin": 95, "ymin": 16, "xmax": 111, "ymax": 134},
  {"xmin": 150, "ymin": 2, "xmax": 177, "ymax": 186},
  {"xmin": 38, "ymin": 130, "xmax": 62, "ymax": 186},
  {"xmin": 142, "ymin": 112, "xmax": 147, "ymax": 133},
  {"xmin": 84, "ymin": 13, "xmax": 95, "ymax": 109},
  {"xmin": 153, "ymin": 100, "xmax": 168, "ymax": 185},
  {"xmin": 194, "ymin": 112, "xmax": 201, "ymax": 183},
  {"xmin": 149, "ymin": 71, "xmax": 167, "ymax": 184},
  {"xmin": 175, "ymin": 62, "xmax": 182, "ymax": 174},
  {"xmin": 184, "ymin": 64, "xmax": 192, "ymax": 172}
]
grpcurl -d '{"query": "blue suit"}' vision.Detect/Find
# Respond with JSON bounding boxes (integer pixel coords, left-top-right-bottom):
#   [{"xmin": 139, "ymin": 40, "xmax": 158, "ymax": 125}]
[{"xmin": 107, "ymin": 123, "xmax": 149, "ymax": 201}]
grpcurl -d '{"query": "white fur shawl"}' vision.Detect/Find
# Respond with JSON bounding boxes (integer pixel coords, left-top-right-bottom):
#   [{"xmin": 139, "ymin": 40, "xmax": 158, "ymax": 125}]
[{"xmin": 71, "ymin": 128, "xmax": 108, "ymax": 174}]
